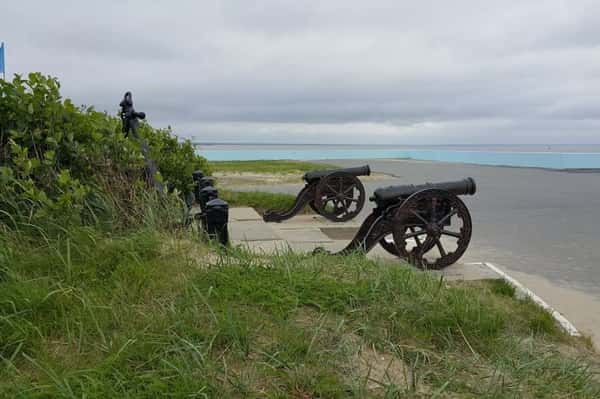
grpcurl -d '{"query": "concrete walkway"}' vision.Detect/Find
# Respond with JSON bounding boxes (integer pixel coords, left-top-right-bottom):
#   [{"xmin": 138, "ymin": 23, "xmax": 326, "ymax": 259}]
[{"xmin": 229, "ymin": 207, "xmax": 499, "ymax": 281}]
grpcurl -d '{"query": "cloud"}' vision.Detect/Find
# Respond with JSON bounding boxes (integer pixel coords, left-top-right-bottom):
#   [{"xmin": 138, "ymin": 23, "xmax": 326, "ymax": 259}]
[{"xmin": 2, "ymin": 0, "xmax": 600, "ymax": 143}]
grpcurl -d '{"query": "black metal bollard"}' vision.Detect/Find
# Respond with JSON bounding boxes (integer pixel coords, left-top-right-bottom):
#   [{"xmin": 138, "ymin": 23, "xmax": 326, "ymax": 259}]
[
  {"xmin": 199, "ymin": 186, "xmax": 218, "ymax": 213},
  {"xmin": 199, "ymin": 176, "xmax": 215, "ymax": 188},
  {"xmin": 192, "ymin": 170, "xmax": 205, "ymax": 182},
  {"xmin": 205, "ymin": 198, "xmax": 229, "ymax": 245},
  {"xmin": 194, "ymin": 176, "xmax": 214, "ymax": 204}
]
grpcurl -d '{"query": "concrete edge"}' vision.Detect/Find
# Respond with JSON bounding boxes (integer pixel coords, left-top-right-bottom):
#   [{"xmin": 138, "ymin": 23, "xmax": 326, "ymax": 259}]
[{"xmin": 479, "ymin": 262, "xmax": 581, "ymax": 337}]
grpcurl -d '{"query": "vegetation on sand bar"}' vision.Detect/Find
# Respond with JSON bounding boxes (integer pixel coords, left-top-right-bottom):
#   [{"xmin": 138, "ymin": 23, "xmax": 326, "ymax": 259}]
[
  {"xmin": 211, "ymin": 160, "xmax": 336, "ymax": 174},
  {"xmin": 220, "ymin": 189, "xmax": 302, "ymax": 213},
  {"xmin": 213, "ymin": 161, "xmax": 328, "ymax": 214}
]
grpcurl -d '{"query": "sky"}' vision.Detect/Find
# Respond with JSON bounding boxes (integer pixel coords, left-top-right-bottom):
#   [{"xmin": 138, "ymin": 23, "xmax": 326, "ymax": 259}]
[{"xmin": 2, "ymin": 0, "xmax": 600, "ymax": 144}]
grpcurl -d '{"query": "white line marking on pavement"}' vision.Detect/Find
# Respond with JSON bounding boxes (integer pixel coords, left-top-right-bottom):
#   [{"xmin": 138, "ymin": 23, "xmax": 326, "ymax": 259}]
[{"xmin": 483, "ymin": 262, "xmax": 581, "ymax": 337}]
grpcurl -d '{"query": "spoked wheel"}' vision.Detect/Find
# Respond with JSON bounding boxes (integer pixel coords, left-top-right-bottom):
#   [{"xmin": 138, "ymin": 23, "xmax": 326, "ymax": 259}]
[
  {"xmin": 391, "ymin": 189, "xmax": 472, "ymax": 269},
  {"xmin": 379, "ymin": 229, "xmax": 435, "ymax": 257},
  {"xmin": 379, "ymin": 234, "xmax": 399, "ymax": 256},
  {"xmin": 314, "ymin": 172, "xmax": 366, "ymax": 222}
]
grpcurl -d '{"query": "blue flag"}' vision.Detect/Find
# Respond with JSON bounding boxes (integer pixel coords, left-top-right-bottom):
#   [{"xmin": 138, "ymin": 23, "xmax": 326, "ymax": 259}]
[{"xmin": 0, "ymin": 43, "xmax": 4, "ymax": 76}]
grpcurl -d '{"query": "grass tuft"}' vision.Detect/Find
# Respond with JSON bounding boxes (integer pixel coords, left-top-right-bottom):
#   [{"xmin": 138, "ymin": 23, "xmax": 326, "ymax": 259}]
[{"xmin": 489, "ymin": 278, "xmax": 517, "ymax": 298}]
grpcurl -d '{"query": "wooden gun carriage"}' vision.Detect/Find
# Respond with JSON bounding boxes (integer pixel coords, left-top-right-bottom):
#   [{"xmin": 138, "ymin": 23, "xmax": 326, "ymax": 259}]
[
  {"xmin": 326, "ymin": 177, "xmax": 477, "ymax": 269},
  {"xmin": 263, "ymin": 165, "xmax": 371, "ymax": 223}
]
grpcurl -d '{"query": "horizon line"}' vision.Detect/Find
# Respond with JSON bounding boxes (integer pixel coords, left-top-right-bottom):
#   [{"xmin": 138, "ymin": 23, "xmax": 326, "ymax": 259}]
[{"xmin": 189, "ymin": 141, "xmax": 600, "ymax": 146}]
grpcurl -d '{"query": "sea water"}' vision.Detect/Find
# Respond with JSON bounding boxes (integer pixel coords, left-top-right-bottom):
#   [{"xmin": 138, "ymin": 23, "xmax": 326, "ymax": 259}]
[{"xmin": 194, "ymin": 144, "xmax": 600, "ymax": 170}]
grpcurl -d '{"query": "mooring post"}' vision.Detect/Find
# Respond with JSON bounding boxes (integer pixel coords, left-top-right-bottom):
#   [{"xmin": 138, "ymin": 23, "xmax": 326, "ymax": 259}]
[
  {"xmin": 199, "ymin": 186, "xmax": 218, "ymax": 214},
  {"xmin": 192, "ymin": 170, "xmax": 205, "ymax": 203},
  {"xmin": 192, "ymin": 170, "xmax": 205, "ymax": 182},
  {"xmin": 195, "ymin": 176, "xmax": 215, "ymax": 208},
  {"xmin": 205, "ymin": 198, "xmax": 229, "ymax": 246},
  {"xmin": 199, "ymin": 176, "xmax": 215, "ymax": 190}
]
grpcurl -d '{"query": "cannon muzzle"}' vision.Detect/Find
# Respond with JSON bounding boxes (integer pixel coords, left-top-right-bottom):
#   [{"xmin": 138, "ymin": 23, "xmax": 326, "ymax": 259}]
[
  {"xmin": 303, "ymin": 164, "xmax": 370, "ymax": 182},
  {"xmin": 372, "ymin": 177, "xmax": 476, "ymax": 207}
]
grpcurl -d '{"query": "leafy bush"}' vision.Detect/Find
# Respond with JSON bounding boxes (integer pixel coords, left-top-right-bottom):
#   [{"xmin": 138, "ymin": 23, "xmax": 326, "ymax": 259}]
[
  {"xmin": 0, "ymin": 73, "xmax": 209, "ymax": 232},
  {"xmin": 140, "ymin": 123, "xmax": 210, "ymax": 197}
]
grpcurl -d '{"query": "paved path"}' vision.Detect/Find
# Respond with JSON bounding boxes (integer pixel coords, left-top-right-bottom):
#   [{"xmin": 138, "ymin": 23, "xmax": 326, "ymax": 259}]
[{"xmin": 229, "ymin": 207, "xmax": 499, "ymax": 281}]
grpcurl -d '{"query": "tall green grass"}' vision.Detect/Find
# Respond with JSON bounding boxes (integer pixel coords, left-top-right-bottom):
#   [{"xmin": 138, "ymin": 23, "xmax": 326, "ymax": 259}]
[{"xmin": 1, "ymin": 229, "xmax": 598, "ymax": 397}]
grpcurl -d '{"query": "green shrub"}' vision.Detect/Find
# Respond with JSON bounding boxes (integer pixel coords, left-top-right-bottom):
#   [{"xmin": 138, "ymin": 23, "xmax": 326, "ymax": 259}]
[{"xmin": 0, "ymin": 73, "xmax": 209, "ymax": 232}]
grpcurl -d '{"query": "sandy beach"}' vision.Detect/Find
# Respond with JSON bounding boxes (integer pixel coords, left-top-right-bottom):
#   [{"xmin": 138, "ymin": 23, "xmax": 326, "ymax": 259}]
[{"xmin": 231, "ymin": 158, "xmax": 600, "ymax": 343}]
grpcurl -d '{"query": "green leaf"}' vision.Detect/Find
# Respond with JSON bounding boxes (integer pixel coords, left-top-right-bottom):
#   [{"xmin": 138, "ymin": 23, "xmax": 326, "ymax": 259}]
[{"xmin": 57, "ymin": 170, "xmax": 71, "ymax": 186}]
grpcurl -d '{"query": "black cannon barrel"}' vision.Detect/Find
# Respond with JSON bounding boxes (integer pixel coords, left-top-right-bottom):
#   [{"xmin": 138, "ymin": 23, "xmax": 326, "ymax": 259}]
[
  {"xmin": 303, "ymin": 164, "xmax": 370, "ymax": 182},
  {"xmin": 372, "ymin": 177, "xmax": 476, "ymax": 206}
]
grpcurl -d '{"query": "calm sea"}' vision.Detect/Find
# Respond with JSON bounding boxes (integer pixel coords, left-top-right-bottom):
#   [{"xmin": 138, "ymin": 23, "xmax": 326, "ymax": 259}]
[{"xmin": 194, "ymin": 144, "xmax": 600, "ymax": 170}]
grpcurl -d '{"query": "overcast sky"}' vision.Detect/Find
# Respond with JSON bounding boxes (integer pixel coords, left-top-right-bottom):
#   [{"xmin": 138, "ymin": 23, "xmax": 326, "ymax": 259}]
[{"xmin": 2, "ymin": 1, "xmax": 600, "ymax": 144}]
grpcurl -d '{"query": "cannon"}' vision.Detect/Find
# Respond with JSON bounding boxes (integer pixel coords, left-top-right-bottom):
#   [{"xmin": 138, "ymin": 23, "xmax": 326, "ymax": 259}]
[
  {"xmin": 119, "ymin": 91, "xmax": 146, "ymax": 139},
  {"xmin": 118, "ymin": 91, "xmax": 164, "ymax": 192},
  {"xmin": 263, "ymin": 165, "xmax": 371, "ymax": 223},
  {"xmin": 326, "ymin": 178, "xmax": 476, "ymax": 269}
]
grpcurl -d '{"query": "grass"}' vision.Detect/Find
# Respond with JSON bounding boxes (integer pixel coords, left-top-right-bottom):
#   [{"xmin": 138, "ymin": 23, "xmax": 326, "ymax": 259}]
[
  {"xmin": 212, "ymin": 160, "xmax": 331, "ymax": 214},
  {"xmin": 211, "ymin": 160, "xmax": 336, "ymax": 174},
  {"xmin": 1, "ymin": 227, "xmax": 599, "ymax": 398},
  {"xmin": 219, "ymin": 189, "xmax": 309, "ymax": 214}
]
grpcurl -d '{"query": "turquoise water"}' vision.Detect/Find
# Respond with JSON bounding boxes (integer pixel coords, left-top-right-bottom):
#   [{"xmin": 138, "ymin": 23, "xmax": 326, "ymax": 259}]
[{"xmin": 196, "ymin": 145, "xmax": 600, "ymax": 169}]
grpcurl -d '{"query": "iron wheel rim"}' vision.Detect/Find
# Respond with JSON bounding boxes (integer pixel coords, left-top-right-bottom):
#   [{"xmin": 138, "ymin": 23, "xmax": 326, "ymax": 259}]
[
  {"xmin": 391, "ymin": 189, "xmax": 472, "ymax": 269},
  {"xmin": 314, "ymin": 172, "xmax": 365, "ymax": 222}
]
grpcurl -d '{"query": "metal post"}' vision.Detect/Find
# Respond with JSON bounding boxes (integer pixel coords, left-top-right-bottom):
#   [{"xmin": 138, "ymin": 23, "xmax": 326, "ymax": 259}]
[
  {"xmin": 199, "ymin": 177, "xmax": 215, "ymax": 189},
  {"xmin": 204, "ymin": 198, "xmax": 229, "ymax": 246},
  {"xmin": 199, "ymin": 186, "xmax": 218, "ymax": 213},
  {"xmin": 194, "ymin": 175, "xmax": 213, "ymax": 204},
  {"xmin": 192, "ymin": 170, "xmax": 205, "ymax": 182}
]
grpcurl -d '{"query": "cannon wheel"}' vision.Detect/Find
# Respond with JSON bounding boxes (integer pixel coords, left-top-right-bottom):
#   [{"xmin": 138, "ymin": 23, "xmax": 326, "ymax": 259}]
[
  {"xmin": 391, "ymin": 189, "xmax": 472, "ymax": 269},
  {"xmin": 314, "ymin": 172, "xmax": 366, "ymax": 222},
  {"xmin": 379, "ymin": 229, "xmax": 436, "ymax": 257},
  {"xmin": 379, "ymin": 234, "xmax": 399, "ymax": 256}
]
